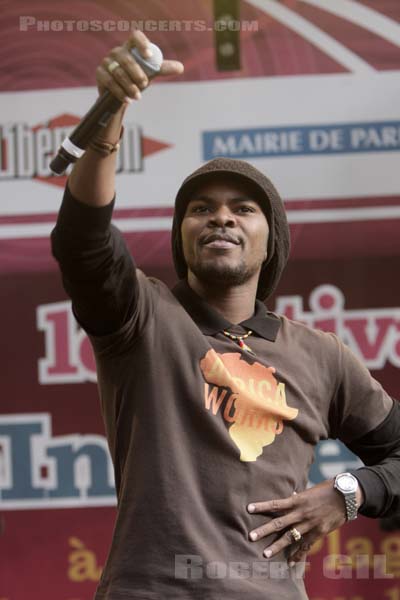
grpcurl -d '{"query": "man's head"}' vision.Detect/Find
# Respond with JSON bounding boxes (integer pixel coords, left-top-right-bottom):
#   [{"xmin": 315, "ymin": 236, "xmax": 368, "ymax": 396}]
[
  {"xmin": 171, "ymin": 158, "xmax": 290, "ymax": 301},
  {"xmin": 180, "ymin": 175, "xmax": 269, "ymax": 292}
]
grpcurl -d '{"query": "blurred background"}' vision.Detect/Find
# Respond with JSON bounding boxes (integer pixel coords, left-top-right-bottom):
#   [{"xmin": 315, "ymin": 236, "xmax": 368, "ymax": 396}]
[{"xmin": 0, "ymin": 1, "xmax": 399, "ymax": 598}]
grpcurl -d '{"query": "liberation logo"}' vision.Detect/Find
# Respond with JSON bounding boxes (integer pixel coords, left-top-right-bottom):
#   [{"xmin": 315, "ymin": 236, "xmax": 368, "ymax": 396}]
[{"xmin": 0, "ymin": 114, "xmax": 172, "ymax": 187}]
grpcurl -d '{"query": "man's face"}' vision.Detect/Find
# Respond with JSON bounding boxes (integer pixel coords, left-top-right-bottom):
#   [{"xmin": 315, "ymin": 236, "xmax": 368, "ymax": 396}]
[{"xmin": 181, "ymin": 177, "xmax": 269, "ymax": 288}]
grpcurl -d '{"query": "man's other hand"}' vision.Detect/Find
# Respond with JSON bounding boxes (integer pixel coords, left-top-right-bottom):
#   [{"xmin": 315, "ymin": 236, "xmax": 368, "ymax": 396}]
[{"xmin": 247, "ymin": 479, "xmax": 364, "ymax": 566}]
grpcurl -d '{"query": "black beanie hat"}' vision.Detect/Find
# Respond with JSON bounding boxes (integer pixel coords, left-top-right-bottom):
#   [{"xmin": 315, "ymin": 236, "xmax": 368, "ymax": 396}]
[{"xmin": 171, "ymin": 157, "xmax": 290, "ymax": 301}]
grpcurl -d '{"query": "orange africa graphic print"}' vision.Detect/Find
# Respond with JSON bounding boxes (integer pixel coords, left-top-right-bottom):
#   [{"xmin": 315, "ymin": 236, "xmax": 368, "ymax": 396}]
[{"xmin": 200, "ymin": 349, "xmax": 298, "ymax": 462}]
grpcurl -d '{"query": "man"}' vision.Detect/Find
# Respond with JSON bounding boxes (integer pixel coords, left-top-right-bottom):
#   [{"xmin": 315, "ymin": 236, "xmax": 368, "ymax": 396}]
[{"xmin": 51, "ymin": 31, "xmax": 400, "ymax": 600}]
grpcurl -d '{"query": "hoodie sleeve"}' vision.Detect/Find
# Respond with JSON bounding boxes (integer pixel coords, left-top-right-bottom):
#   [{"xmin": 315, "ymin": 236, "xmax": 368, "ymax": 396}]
[
  {"xmin": 51, "ymin": 184, "xmax": 138, "ymax": 337},
  {"xmin": 348, "ymin": 399, "xmax": 400, "ymax": 518}
]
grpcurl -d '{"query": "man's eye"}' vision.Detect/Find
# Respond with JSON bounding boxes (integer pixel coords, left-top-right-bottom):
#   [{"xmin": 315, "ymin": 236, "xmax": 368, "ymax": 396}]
[
  {"xmin": 237, "ymin": 206, "xmax": 255, "ymax": 213},
  {"xmin": 192, "ymin": 205, "xmax": 210, "ymax": 213}
]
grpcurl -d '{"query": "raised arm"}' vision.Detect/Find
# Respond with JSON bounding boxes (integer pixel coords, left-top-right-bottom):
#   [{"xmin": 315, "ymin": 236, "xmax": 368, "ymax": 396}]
[
  {"xmin": 51, "ymin": 31, "xmax": 184, "ymax": 336},
  {"xmin": 68, "ymin": 30, "xmax": 183, "ymax": 206}
]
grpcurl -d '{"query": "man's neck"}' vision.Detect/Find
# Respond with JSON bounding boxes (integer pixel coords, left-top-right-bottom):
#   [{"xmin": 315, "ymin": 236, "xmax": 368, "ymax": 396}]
[{"xmin": 187, "ymin": 273, "xmax": 258, "ymax": 324}]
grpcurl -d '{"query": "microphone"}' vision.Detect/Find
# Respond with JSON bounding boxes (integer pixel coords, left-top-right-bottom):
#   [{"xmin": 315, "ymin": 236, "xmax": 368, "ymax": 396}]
[{"xmin": 49, "ymin": 42, "xmax": 163, "ymax": 175}]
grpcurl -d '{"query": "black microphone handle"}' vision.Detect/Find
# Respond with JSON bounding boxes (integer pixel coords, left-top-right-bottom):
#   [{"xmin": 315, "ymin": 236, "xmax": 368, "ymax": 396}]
[
  {"xmin": 49, "ymin": 90, "xmax": 123, "ymax": 175},
  {"xmin": 69, "ymin": 90, "xmax": 123, "ymax": 147}
]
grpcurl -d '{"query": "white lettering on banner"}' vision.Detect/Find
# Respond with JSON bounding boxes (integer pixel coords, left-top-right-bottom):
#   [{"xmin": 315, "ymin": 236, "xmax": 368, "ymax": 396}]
[
  {"xmin": 309, "ymin": 128, "xmax": 344, "ymax": 151},
  {"xmin": 350, "ymin": 126, "xmax": 400, "ymax": 149},
  {"xmin": 212, "ymin": 130, "xmax": 304, "ymax": 156},
  {"xmin": 0, "ymin": 413, "xmax": 116, "ymax": 510},
  {"xmin": 36, "ymin": 285, "xmax": 400, "ymax": 386},
  {"xmin": 275, "ymin": 285, "xmax": 400, "ymax": 370},
  {"xmin": 0, "ymin": 122, "xmax": 143, "ymax": 179},
  {"xmin": 204, "ymin": 121, "xmax": 400, "ymax": 160},
  {"xmin": 37, "ymin": 302, "xmax": 96, "ymax": 384}
]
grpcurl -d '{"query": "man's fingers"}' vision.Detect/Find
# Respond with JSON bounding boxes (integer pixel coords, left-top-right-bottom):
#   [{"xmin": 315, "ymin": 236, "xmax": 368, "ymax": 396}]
[
  {"xmin": 248, "ymin": 495, "xmax": 297, "ymax": 515},
  {"xmin": 96, "ymin": 38, "xmax": 184, "ymax": 100},
  {"xmin": 110, "ymin": 48, "xmax": 150, "ymax": 89},
  {"xmin": 106, "ymin": 59, "xmax": 144, "ymax": 99},
  {"xmin": 96, "ymin": 65, "xmax": 130, "ymax": 103},
  {"xmin": 288, "ymin": 541, "xmax": 312, "ymax": 566},
  {"xmin": 125, "ymin": 30, "xmax": 153, "ymax": 57},
  {"xmin": 160, "ymin": 60, "xmax": 185, "ymax": 76},
  {"xmin": 249, "ymin": 512, "xmax": 303, "ymax": 541},
  {"xmin": 97, "ymin": 62, "xmax": 141, "ymax": 103},
  {"xmin": 262, "ymin": 525, "xmax": 307, "ymax": 559}
]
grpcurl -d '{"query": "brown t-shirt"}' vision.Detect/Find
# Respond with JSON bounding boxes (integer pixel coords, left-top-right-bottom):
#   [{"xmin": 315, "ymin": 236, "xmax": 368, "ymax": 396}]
[
  {"xmin": 88, "ymin": 272, "xmax": 391, "ymax": 600},
  {"xmin": 51, "ymin": 187, "xmax": 394, "ymax": 600}
]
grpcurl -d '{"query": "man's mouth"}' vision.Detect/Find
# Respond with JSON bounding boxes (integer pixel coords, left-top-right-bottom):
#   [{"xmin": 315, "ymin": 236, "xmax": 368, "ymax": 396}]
[
  {"xmin": 205, "ymin": 240, "xmax": 238, "ymax": 249},
  {"xmin": 200, "ymin": 233, "xmax": 241, "ymax": 249}
]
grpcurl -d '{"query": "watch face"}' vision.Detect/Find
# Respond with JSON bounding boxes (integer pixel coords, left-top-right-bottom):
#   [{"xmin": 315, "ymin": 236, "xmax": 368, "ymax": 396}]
[{"xmin": 338, "ymin": 474, "xmax": 357, "ymax": 492}]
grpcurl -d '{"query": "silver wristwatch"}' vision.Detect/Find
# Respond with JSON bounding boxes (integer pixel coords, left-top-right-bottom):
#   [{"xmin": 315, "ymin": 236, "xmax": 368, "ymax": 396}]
[{"xmin": 334, "ymin": 472, "xmax": 359, "ymax": 521}]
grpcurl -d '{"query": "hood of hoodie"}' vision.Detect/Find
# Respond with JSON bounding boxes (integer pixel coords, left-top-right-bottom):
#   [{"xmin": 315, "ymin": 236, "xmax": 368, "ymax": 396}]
[{"xmin": 171, "ymin": 157, "xmax": 290, "ymax": 301}]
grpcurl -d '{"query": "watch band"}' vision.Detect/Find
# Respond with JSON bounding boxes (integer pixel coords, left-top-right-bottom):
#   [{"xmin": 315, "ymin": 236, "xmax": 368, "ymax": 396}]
[
  {"xmin": 343, "ymin": 492, "xmax": 358, "ymax": 521},
  {"xmin": 334, "ymin": 472, "xmax": 359, "ymax": 521}
]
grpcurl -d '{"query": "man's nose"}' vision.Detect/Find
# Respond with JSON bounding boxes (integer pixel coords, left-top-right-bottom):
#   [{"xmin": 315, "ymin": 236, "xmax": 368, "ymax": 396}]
[{"xmin": 208, "ymin": 208, "xmax": 236, "ymax": 227}]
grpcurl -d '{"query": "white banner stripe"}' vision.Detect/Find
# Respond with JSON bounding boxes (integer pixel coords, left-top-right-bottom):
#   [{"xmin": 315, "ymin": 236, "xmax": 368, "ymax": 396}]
[
  {"xmin": 0, "ymin": 218, "xmax": 173, "ymax": 239},
  {"xmin": 116, "ymin": 217, "xmax": 173, "ymax": 231},
  {"xmin": 0, "ymin": 498, "xmax": 116, "ymax": 511},
  {"xmin": 0, "ymin": 208, "xmax": 400, "ymax": 239},
  {"xmin": 300, "ymin": 0, "xmax": 400, "ymax": 47},
  {"xmin": 287, "ymin": 205, "xmax": 400, "ymax": 223},
  {"xmin": 246, "ymin": 0, "xmax": 375, "ymax": 73}
]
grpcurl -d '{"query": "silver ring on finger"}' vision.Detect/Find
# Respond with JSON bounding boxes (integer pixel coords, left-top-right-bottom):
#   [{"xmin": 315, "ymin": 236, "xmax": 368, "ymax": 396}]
[
  {"xmin": 289, "ymin": 527, "xmax": 302, "ymax": 543},
  {"xmin": 107, "ymin": 60, "xmax": 120, "ymax": 74}
]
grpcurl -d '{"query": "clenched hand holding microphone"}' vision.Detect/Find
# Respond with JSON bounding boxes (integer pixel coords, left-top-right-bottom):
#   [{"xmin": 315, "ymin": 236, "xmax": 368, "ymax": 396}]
[{"xmin": 50, "ymin": 31, "xmax": 184, "ymax": 175}]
